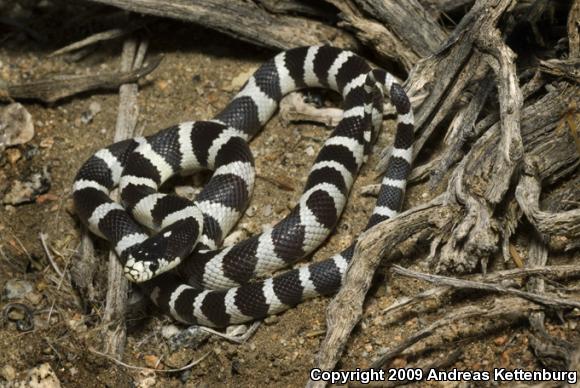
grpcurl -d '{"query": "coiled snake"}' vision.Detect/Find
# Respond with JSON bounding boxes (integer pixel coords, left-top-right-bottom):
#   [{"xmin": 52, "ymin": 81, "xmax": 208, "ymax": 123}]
[{"xmin": 73, "ymin": 46, "xmax": 414, "ymax": 327}]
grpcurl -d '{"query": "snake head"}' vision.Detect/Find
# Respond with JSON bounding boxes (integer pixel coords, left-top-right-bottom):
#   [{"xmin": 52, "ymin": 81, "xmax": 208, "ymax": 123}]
[{"xmin": 123, "ymin": 235, "xmax": 176, "ymax": 283}]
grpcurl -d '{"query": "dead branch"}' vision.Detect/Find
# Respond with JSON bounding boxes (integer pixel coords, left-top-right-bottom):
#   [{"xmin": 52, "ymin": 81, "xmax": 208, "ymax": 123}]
[
  {"xmin": 419, "ymin": 0, "xmax": 474, "ymax": 14},
  {"xmin": 569, "ymin": 0, "xmax": 580, "ymax": 58},
  {"xmin": 392, "ymin": 265, "xmax": 580, "ymax": 310},
  {"xmin": 379, "ymin": 264, "xmax": 580, "ymax": 327},
  {"xmin": 87, "ymin": 0, "xmax": 357, "ymax": 50},
  {"xmin": 329, "ymin": 0, "xmax": 446, "ymax": 70},
  {"xmin": 524, "ymin": 232, "xmax": 576, "ymax": 371},
  {"xmin": 405, "ymin": 0, "xmax": 516, "ymax": 154},
  {"xmin": 432, "ymin": 85, "xmax": 578, "ymax": 273},
  {"xmin": 371, "ymin": 298, "xmax": 543, "ymax": 369},
  {"xmin": 352, "ymin": 0, "xmax": 446, "ymax": 57},
  {"xmin": 539, "ymin": 58, "xmax": 580, "ymax": 83},
  {"xmin": 257, "ymin": 0, "xmax": 333, "ymax": 18},
  {"xmin": 100, "ymin": 37, "xmax": 147, "ymax": 357},
  {"xmin": 516, "ymin": 161, "xmax": 580, "ymax": 250},
  {"xmin": 308, "ymin": 198, "xmax": 456, "ymax": 388},
  {"xmin": 310, "ymin": 1, "xmax": 579, "ymax": 382},
  {"xmin": 48, "ymin": 26, "xmax": 141, "ymax": 57},
  {"xmin": 71, "ymin": 225, "xmax": 100, "ymax": 312},
  {"xmin": 3, "ymin": 56, "xmax": 161, "ymax": 103},
  {"xmin": 89, "ymin": 347, "xmax": 211, "ymax": 373}
]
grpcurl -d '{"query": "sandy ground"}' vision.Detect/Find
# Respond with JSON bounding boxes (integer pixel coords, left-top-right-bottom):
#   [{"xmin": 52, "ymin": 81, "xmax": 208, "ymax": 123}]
[{"xmin": 0, "ymin": 2, "xmax": 578, "ymax": 387}]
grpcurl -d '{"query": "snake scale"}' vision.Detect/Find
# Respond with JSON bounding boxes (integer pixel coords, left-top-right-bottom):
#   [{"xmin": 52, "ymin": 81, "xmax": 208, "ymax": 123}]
[{"xmin": 73, "ymin": 46, "xmax": 414, "ymax": 328}]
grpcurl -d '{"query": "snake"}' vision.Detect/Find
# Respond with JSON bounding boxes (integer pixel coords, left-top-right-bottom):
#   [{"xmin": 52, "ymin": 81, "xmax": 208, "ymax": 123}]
[{"xmin": 73, "ymin": 46, "xmax": 414, "ymax": 328}]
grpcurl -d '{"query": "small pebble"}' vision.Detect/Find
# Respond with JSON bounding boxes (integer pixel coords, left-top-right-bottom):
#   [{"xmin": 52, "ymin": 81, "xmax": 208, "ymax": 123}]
[
  {"xmin": 161, "ymin": 324, "xmax": 181, "ymax": 339},
  {"xmin": 25, "ymin": 363, "xmax": 61, "ymax": 387},
  {"xmin": 25, "ymin": 292, "xmax": 43, "ymax": 305},
  {"xmin": 264, "ymin": 315, "xmax": 279, "ymax": 325},
  {"xmin": 494, "ymin": 335, "xmax": 508, "ymax": 346},
  {"xmin": 227, "ymin": 68, "xmax": 255, "ymax": 91},
  {"xmin": 81, "ymin": 101, "xmax": 101, "ymax": 124},
  {"xmin": 5, "ymin": 148, "xmax": 21, "ymax": 163},
  {"xmin": 39, "ymin": 137, "xmax": 54, "ymax": 149},
  {"xmin": 144, "ymin": 354, "xmax": 160, "ymax": 369},
  {"xmin": 156, "ymin": 79, "xmax": 169, "ymax": 91},
  {"xmin": 391, "ymin": 357, "xmax": 407, "ymax": 368},
  {"xmin": 261, "ymin": 204, "xmax": 273, "ymax": 217},
  {"xmin": 0, "ymin": 365, "xmax": 16, "ymax": 381},
  {"xmin": 0, "ymin": 103, "xmax": 34, "ymax": 148},
  {"xmin": 3, "ymin": 279, "xmax": 33, "ymax": 300},
  {"xmin": 2, "ymin": 169, "xmax": 51, "ymax": 205},
  {"xmin": 245, "ymin": 206, "xmax": 255, "ymax": 217},
  {"xmin": 174, "ymin": 185, "xmax": 199, "ymax": 200},
  {"xmin": 223, "ymin": 230, "xmax": 247, "ymax": 246},
  {"xmin": 305, "ymin": 146, "xmax": 315, "ymax": 156}
]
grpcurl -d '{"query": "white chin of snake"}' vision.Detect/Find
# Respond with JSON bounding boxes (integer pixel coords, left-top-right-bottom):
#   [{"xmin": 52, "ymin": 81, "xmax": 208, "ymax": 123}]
[{"xmin": 123, "ymin": 256, "xmax": 175, "ymax": 283}]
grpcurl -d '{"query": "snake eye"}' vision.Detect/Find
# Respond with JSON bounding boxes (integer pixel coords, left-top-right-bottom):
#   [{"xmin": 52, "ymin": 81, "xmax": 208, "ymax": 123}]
[{"xmin": 149, "ymin": 262, "xmax": 159, "ymax": 273}]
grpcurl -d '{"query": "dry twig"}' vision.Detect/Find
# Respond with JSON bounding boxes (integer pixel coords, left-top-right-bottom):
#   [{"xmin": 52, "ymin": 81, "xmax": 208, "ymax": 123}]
[
  {"xmin": 4, "ymin": 56, "xmax": 161, "ymax": 103},
  {"xmin": 371, "ymin": 298, "xmax": 543, "ymax": 369},
  {"xmin": 48, "ymin": 26, "xmax": 141, "ymax": 57},
  {"xmin": 100, "ymin": 37, "xmax": 148, "ymax": 356},
  {"xmin": 392, "ymin": 265, "xmax": 580, "ymax": 310},
  {"xmin": 89, "ymin": 347, "xmax": 211, "ymax": 373}
]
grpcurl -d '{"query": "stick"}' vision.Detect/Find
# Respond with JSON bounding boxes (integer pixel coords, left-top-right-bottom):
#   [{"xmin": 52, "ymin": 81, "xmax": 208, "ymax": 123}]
[
  {"xmin": 89, "ymin": 347, "xmax": 211, "ymax": 373},
  {"xmin": 39, "ymin": 232, "xmax": 63, "ymax": 278},
  {"xmin": 101, "ymin": 37, "xmax": 147, "ymax": 356},
  {"xmin": 308, "ymin": 198, "xmax": 454, "ymax": 388},
  {"xmin": 48, "ymin": 26, "xmax": 140, "ymax": 57},
  {"xmin": 515, "ymin": 162, "xmax": 580, "ymax": 247},
  {"xmin": 371, "ymin": 298, "xmax": 542, "ymax": 368},
  {"xmin": 391, "ymin": 265, "xmax": 580, "ymax": 309},
  {"xmin": 4, "ymin": 56, "xmax": 161, "ymax": 103},
  {"xmin": 87, "ymin": 0, "xmax": 356, "ymax": 50},
  {"xmin": 383, "ymin": 263, "xmax": 580, "ymax": 312}
]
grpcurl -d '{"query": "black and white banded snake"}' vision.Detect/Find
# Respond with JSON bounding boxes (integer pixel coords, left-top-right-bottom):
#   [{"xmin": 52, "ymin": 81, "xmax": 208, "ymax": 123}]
[{"xmin": 73, "ymin": 46, "xmax": 414, "ymax": 328}]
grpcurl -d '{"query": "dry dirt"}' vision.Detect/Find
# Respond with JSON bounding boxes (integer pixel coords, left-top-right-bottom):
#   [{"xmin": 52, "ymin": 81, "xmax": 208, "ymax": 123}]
[{"xmin": 0, "ymin": 2, "xmax": 578, "ymax": 387}]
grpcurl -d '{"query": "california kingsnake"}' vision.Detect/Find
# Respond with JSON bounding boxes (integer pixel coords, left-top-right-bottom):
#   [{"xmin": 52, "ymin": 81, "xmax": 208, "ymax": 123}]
[{"xmin": 73, "ymin": 46, "xmax": 414, "ymax": 328}]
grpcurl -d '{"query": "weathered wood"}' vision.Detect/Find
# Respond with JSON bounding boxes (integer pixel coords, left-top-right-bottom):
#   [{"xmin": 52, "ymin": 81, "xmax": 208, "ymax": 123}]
[
  {"xmin": 48, "ymin": 26, "xmax": 140, "ymax": 57},
  {"xmin": 327, "ymin": 0, "xmax": 446, "ymax": 70},
  {"xmin": 516, "ymin": 164, "xmax": 580, "ymax": 250},
  {"xmin": 87, "ymin": 0, "xmax": 357, "ymax": 50},
  {"xmin": 475, "ymin": 25, "xmax": 524, "ymax": 204},
  {"xmin": 70, "ymin": 226, "xmax": 100, "ymax": 311},
  {"xmin": 257, "ymin": 0, "xmax": 334, "ymax": 18},
  {"xmin": 519, "ymin": 85, "xmax": 579, "ymax": 184},
  {"xmin": 371, "ymin": 298, "xmax": 542, "ymax": 369},
  {"xmin": 308, "ymin": 198, "xmax": 456, "ymax": 388},
  {"xmin": 392, "ymin": 265, "xmax": 580, "ymax": 309},
  {"xmin": 352, "ymin": 0, "xmax": 446, "ymax": 57},
  {"xmin": 569, "ymin": 0, "xmax": 580, "ymax": 57},
  {"xmin": 427, "ymin": 71, "xmax": 494, "ymax": 187},
  {"xmin": 419, "ymin": 0, "xmax": 474, "ymax": 14},
  {"xmin": 539, "ymin": 58, "xmax": 580, "ymax": 83},
  {"xmin": 380, "ymin": 264, "xmax": 580, "ymax": 328},
  {"xmin": 309, "ymin": 1, "xmax": 580, "ymax": 381},
  {"xmin": 101, "ymin": 37, "xmax": 147, "ymax": 357},
  {"xmin": 4, "ymin": 56, "xmax": 161, "ymax": 103},
  {"xmin": 432, "ymin": 82, "xmax": 578, "ymax": 273},
  {"xmin": 406, "ymin": 0, "xmax": 514, "ymax": 137}
]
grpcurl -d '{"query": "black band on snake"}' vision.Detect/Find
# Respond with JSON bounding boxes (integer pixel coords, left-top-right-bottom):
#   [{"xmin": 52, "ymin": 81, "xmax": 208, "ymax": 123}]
[{"xmin": 73, "ymin": 46, "xmax": 414, "ymax": 327}]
